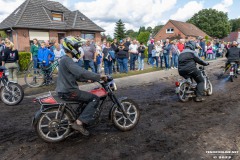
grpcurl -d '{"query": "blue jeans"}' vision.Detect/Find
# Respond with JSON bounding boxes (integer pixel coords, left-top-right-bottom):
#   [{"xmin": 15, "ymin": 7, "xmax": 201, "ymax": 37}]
[
  {"xmin": 118, "ymin": 58, "xmax": 128, "ymax": 73},
  {"xmin": 84, "ymin": 60, "xmax": 95, "ymax": 72},
  {"xmin": 104, "ymin": 60, "xmax": 113, "ymax": 75},
  {"xmin": 163, "ymin": 54, "xmax": 169, "ymax": 69},
  {"xmin": 148, "ymin": 54, "xmax": 153, "ymax": 65},
  {"xmin": 208, "ymin": 54, "xmax": 213, "ymax": 60},
  {"xmin": 172, "ymin": 54, "xmax": 178, "ymax": 68},
  {"xmin": 152, "ymin": 56, "xmax": 159, "ymax": 67},
  {"xmin": 33, "ymin": 56, "xmax": 38, "ymax": 69},
  {"xmin": 77, "ymin": 60, "xmax": 84, "ymax": 67},
  {"xmin": 130, "ymin": 54, "xmax": 138, "ymax": 70},
  {"xmin": 160, "ymin": 55, "xmax": 164, "ymax": 68},
  {"xmin": 138, "ymin": 57, "xmax": 144, "ymax": 70}
]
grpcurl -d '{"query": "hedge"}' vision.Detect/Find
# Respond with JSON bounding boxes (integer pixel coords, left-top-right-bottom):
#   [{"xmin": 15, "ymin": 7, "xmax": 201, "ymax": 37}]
[{"xmin": 19, "ymin": 52, "xmax": 31, "ymax": 71}]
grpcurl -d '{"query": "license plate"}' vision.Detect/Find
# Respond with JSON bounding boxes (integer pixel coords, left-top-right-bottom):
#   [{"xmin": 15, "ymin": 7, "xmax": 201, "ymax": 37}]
[
  {"xmin": 230, "ymin": 72, "xmax": 234, "ymax": 75},
  {"xmin": 175, "ymin": 87, "xmax": 180, "ymax": 94}
]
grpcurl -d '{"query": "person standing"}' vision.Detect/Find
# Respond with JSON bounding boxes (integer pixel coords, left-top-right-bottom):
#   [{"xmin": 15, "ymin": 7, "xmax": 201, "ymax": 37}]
[
  {"xmin": 199, "ymin": 38, "xmax": 206, "ymax": 58},
  {"xmin": 117, "ymin": 42, "xmax": 129, "ymax": 73},
  {"xmin": 2, "ymin": 42, "xmax": 19, "ymax": 83},
  {"xmin": 177, "ymin": 39, "xmax": 185, "ymax": 53},
  {"xmin": 170, "ymin": 40, "xmax": 180, "ymax": 69},
  {"xmin": 53, "ymin": 43, "xmax": 65, "ymax": 60},
  {"xmin": 102, "ymin": 42, "xmax": 113, "ymax": 75},
  {"xmin": 129, "ymin": 39, "xmax": 138, "ymax": 71},
  {"xmin": 153, "ymin": 41, "xmax": 162, "ymax": 68},
  {"xmin": 30, "ymin": 38, "xmax": 40, "ymax": 69},
  {"xmin": 111, "ymin": 38, "xmax": 119, "ymax": 72},
  {"xmin": 137, "ymin": 42, "xmax": 145, "ymax": 71},
  {"xmin": 148, "ymin": 40, "xmax": 154, "ymax": 65},
  {"xmin": 82, "ymin": 40, "xmax": 97, "ymax": 73},
  {"xmin": 163, "ymin": 39, "xmax": 171, "ymax": 70}
]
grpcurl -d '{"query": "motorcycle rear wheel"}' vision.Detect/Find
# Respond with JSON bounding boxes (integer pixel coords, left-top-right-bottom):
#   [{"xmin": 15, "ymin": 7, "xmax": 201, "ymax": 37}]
[
  {"xmin": 112, "ymin": 99, "xmax": 140, "ymax": 131},
  {"xmin": 35, "ymin": 108, "xmax": 73, "ymax": 143},
  {"xmin": 0, "ymin": 82, "xmax": 24, "ymax": 106},
  {"xmin": 178, "ymin": 82, "xmax": 191, "ymax": 102}
]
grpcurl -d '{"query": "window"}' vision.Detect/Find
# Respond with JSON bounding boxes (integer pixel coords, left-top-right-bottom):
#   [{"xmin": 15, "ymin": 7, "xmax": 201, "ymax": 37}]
[
  {"xmin": 52, "ymin": 12, "xmax": 63, "ymax": 21},
  {"xmin": 81, "ymin": 33, "xmax": 95, "ymax": 40},
  {"xmin": 166, "ymin": 28, "xmax": 174, "ymax": 34}
]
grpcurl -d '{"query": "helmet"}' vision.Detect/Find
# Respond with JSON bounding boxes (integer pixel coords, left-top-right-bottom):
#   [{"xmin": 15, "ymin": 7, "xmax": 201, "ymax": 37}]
[
  {"xmin": 62, "ymin": 36, "xmax": 82, "ymax": 58},
  {"xmin": 185, "ymin": 41, "xmax": 196, "ymax": 50}
]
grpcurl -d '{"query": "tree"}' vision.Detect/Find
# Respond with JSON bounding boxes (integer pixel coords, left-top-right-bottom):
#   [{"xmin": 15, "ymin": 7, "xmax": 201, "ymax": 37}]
[
  {"xmin": 146, "ymin": 27, "xmax": 153, "ymax": 33},
  {"xmin": 0, "ymin": 30, "xmax": 7, "ymax": 39},
  {"xmin": 138, "ymin": 26, "xmax": 146, "ymax": 34},
  {"xmin": 187, "ymin": 9, "xmax": 231, "ymax": 39},
  {"xmin": 137, "ymin": 31, "xmax": 150, "ymax": 44},
  {"xmin": 126, "ymin": 29, "xmax": 138, "ymax": 39},
  {"xmin": 229, "ymin": 18, "xmax": 240, "ymax": 32},
  {"xmin": 152, "ymin": 25, "xmax": 164, "ymax": 36},
  {"xmin": 114, "ymin": 19, "xmax": 126, "ymax": 40}
]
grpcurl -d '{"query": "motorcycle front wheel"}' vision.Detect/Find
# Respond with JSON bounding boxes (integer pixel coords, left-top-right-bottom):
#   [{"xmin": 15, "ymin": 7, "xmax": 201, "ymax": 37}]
[
  {"xmin": 0, "ymin": 82, "xmax": 24, "ymax": 106},
  {"xmin": 206, "ymin": 81, "xmax": 213, "ymax": 96},
  {"xmin": 111, "ymin": 99, "xmax": 140, "ymax": 131},
  {"xmin": 35, "ymin": 108, "xmax": 73, "ymax": 143}
]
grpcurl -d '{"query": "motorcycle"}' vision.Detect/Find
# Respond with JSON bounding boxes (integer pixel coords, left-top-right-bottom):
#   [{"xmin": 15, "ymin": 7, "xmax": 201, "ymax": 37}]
[
  {"xmin": 229, "ymin": 62, "xmax": 238, "ymax": 82},
  {"xmin": 175, "ymin": 66, "xmax": 213, "ymax": 102},
  {"xmin": 0, "ymin": 66, "xmax": 24, "ymax": 105},
  {"xmin": 32, "ymin": 77, "xmax": 140, "ymax": 143}
]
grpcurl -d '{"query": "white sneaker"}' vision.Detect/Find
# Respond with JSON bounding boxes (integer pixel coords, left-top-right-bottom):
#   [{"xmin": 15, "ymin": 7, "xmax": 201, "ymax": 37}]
[
  {"xmin": 171, "ymin": 67, "xmax": 174, "ymax": 69},
  {"xmin": 174, "ymin": 67, "xmax": 177, "ymax": 69}
]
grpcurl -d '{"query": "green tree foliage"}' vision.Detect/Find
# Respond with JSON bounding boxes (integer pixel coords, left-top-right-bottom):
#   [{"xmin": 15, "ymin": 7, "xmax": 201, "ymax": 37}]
[
  {"xmin": 126, "ymin": 29, "xmax": 138, "ymax": 39},
  {"xmin": 137, "ymin": 31, "xmax": 150, "ymax": 44},
  {"xmin": 187, "ymin": 9, "xmax": 231, "ymax": 39},
  {"xmin": 0, "ymin": 30, "xmax": 7, "ymax": 39},
  {"xmin": 146, "ymin": 27, "xmax": 153, "ymax": 33},
  {"xmin": 229, "ymin": 18, "xmax": 240, "ymax": 32},
  {"xmin": 114, "ymin": 19, "xmax": 126, "ymax": 40},
  {"xmin": 138, "ymin": 26, "xmax": 146, "ymax": 34},
  {"xmin": 152, "ymin": 25, "xmax": 164, "ymax": 36}
]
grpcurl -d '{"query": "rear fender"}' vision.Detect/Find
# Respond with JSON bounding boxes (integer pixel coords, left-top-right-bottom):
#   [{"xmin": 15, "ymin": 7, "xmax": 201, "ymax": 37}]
[{"xmin": 32, "ymin": 105, "xmax": 76, "ymax": 127}]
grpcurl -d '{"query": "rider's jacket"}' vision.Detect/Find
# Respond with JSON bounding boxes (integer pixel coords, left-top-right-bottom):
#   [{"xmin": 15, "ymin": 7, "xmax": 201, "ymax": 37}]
[
  {"xmin": 226, "ymin": 46, "xmax": 240, "ymax": 62},
  {"xmin": 56, "ymin": 55, "xmax": 100, "ymax": 93},
  {"xmin": 178, "ymin": 49, "xmax": 208, "ymax": 73}
]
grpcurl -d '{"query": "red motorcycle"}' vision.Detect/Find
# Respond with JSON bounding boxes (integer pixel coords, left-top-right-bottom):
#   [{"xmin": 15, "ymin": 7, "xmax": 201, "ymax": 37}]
[{"xmin": 32, "ymin": 77, "xmax": 140, "ymax": 143}]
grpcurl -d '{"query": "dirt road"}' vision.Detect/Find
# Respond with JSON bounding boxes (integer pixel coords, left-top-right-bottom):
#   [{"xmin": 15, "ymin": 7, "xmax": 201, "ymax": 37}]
[{"xmin": 1, "ymin": 59, "xmax": 240, "ymax": 160}]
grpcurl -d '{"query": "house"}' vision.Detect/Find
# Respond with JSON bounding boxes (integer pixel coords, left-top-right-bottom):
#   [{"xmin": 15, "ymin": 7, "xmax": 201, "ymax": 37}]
[
  {"xmin": 222, "ymin": 29, "xmax": 240, "ymax": 43},
  {"xmin": 0, "ymin": 0, "xmax": 105, "ymax": 51},
  {"xmin": 154, "ymin": 20, "xmax": 209, "ymax": 41}
]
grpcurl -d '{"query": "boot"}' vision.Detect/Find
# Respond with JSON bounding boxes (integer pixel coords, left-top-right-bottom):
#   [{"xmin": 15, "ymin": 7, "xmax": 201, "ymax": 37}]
[
  {"xmin": 195, "ymin": 97, "xmax": 205, "ymax": 102},
  {"xmin": 72, "ymin": 122, "xmax": 90, "ymax": 136}
]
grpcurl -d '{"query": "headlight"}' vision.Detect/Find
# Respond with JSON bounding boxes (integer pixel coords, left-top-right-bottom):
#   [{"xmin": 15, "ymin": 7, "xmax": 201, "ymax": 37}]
[{"xmin": 110, "ymin": 82, "xmax": 117, "ymax": 91}]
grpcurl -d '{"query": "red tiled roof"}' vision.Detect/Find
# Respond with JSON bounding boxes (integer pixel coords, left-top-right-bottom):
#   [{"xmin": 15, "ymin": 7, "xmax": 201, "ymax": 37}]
[
  {"xmin": 222, "ymin": 32, "xmax": 238, "ymax": 42},
  {"xmin": 169, "ymin": 20, "xmax": 209, "ymax": 38}
]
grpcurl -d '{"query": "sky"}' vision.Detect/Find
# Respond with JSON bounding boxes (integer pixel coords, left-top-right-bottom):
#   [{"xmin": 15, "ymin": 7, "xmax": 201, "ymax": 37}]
[{"xmin": 0, "ymin": 0, "xmax": 239, "ymax": 37}]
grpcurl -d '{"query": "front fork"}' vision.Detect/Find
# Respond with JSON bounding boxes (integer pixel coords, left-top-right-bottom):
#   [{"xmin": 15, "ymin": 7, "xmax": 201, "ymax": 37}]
[{"xmin": 110, "ymin": 94, "xmax": 128, "ymax": 118}]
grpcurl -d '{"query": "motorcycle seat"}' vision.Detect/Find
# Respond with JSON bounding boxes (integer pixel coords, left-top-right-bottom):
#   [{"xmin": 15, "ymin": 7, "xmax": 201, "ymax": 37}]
[{"xmin": 53, "ymin": 96, "xmax": 80, "ymax": 104}]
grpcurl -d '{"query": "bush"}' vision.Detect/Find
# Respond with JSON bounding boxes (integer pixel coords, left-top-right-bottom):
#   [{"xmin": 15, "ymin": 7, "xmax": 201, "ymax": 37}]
[
  {"xmin": 144, "ymin": 48, "xmax": 148, "ymax": 58},
  {"xmin": 19, "ymin": 52, "xmax": 31, "ymax": 71}
]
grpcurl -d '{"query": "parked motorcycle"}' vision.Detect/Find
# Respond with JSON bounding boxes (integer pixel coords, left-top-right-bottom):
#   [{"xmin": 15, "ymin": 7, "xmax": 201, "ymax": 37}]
[
  {"xmin": 32, "ymin": 77, "xmax": 140, "ymax": 143},
  {"xmin": 175, "ymin": 66, "xmax": 213, "ymax": 102},
  {"xmin": 0, "ymin": 66, "xmax": 24, "ymax": 105}
]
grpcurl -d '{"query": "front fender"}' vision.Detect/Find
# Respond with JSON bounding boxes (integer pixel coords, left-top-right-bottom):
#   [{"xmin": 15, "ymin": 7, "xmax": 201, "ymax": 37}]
[{"xmin": 32, "ymin": 109, "xmax": 43, "ymax": 127}]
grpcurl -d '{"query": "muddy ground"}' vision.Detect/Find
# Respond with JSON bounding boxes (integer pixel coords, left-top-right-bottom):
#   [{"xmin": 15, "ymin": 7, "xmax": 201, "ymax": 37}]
[{"xmin": 1, "ymin": 59, "xmax": 240, "ymax": 160}]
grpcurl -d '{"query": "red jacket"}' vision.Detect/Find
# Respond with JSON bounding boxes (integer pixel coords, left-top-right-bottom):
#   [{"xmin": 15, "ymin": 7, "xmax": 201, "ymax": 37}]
[{"xmin": 177, "ymin": 43, "xmax": 184, "ymax": 52}]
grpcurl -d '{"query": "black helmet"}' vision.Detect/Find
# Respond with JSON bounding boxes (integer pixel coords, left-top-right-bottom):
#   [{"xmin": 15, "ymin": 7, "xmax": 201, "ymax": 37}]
[
  {"xmin": 185, "ymin": 41, "xmax": 196, "ymax": 50},
  {"xmin": 62, "ymin": 36, "xmax": 83, "ymax": 58}
]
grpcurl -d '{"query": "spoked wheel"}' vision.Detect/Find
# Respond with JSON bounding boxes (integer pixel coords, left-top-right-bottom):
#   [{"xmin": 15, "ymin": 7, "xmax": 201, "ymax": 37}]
[
  {"xmin": 27, "ymin": 61, "xmax": 34, "ymax": 71},
  {"xmin": 35, "ymin": 108, "xmax": 73, "ymax": 143},
  {"xmin": 112, "ymin": 99, "xmax": 140, "ymax": 131},
  {"xmin": 24, "ymin": 68, "xmax": 44, "ymax": 88},
  {"xmin": 0, "ymin": 82, "xmax": 24, "ymax": 105},
  {"xmin": 206, "ymin": 81, "xmax": 213, "ymax": 96},
  {"xmin": 178, "ymin": 83, "xmax": 191, "ymax": 102}
]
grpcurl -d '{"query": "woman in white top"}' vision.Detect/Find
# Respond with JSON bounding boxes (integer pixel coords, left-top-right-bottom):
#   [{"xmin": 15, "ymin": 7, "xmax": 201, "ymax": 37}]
[{"xmin": 152, "ymin": 41, "xmax": 162, "ymax": 68}]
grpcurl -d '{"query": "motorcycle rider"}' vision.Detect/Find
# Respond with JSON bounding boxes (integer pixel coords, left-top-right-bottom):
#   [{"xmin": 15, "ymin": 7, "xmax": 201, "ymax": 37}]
[
  {"xmin": 178, "ymin": 41, "xmax": 209, "ymax": 102},
  {"xmin": 225, "ymin": 41, "xmax": 240, "ymax": 73},
  {"xmin": 56, "ymin": 36, "xmax": 107, "ymax": 136}
]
